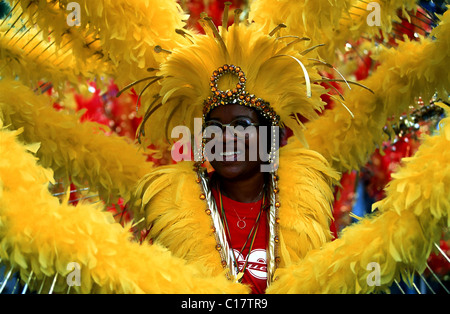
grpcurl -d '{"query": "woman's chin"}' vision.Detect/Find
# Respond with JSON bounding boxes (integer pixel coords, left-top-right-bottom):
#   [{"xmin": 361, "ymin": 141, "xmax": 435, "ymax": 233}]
[{"xmin": 209, "ymin": 160, "xmax": 261, "ymax": 181}]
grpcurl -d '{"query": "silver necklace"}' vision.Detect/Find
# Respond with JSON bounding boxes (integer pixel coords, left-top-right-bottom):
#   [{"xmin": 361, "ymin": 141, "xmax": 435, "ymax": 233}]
[
  {"xmin": 233, "ymin": 208, "xmax": 247, "ymax": 229},
  {"xmin": 227, "ymin": 184, "xmax": 265, "ymax": 230}
]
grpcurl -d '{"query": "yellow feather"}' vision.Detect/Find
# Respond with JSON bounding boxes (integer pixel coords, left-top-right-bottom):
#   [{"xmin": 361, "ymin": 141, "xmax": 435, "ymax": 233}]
[{"xmin": 0, "ymin": 126, "xmax": 248, "ymax": 293}]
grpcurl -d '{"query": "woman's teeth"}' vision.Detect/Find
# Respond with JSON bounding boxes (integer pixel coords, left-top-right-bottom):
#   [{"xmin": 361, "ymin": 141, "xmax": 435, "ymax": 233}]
[{"xmin": 220, "ymin": 151, "xmax": 242, "ymax": 156}]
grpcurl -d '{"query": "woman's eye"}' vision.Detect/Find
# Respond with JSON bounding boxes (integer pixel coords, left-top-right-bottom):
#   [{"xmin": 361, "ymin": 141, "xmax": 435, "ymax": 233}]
[{"xmin": 233, "ymin": 120, "xmax": 252, "ymax": 128}]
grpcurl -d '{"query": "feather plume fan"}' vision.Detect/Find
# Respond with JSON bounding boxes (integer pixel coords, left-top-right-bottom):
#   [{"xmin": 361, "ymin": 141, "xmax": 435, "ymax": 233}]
[
  {"xmin": 0, "ymin": 79, "xmax": 154, "ymax": 205},
  {"xmin": 305, "ymin": 7, "xmax": 450, "ymax": 173},
  {"xmin": 249, "ymin": 0, "xmax": 418, "ymax": 62},
  {"xmin": 0, "ymin": 0, "xmax": 449, "ymax": 295},
  {"xmin": 0, "ymin": 122, "xmax": 249, "ymax": 294},
  {"xmin": 267, "ymin": 106, "xmax": 450, "ymax": 294},
  {"xmin": 1, "ymin": 0, "xmax": 188, "ymax": 92}
]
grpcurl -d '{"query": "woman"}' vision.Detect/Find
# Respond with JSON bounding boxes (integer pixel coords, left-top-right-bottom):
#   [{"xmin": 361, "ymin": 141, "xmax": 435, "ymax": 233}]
[
  {"xmin": 205, "ymin": 103, "xmax": 278, "ymax": 293},
  {"xmin": 208, "ymin": 104, "xmax": 271, "ymax": 293},
  {"xmin": 134, "ymin": 55, "xmax": 340, "ymax": 293}
]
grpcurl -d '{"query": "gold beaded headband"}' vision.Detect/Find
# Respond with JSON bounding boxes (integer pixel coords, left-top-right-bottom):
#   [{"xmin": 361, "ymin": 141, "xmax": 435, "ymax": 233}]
[{"xmin": 202, "ymin": 64, "xmax": 281, "ymax": 126}]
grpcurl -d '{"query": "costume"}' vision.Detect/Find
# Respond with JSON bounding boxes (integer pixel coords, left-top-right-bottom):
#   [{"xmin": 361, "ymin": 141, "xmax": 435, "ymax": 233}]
[
  {"xmin": 0, "ymin": 0, "xmax": 449, "ymax": 294},
  {"xmin": 133, "ymin": 141, "xmax": 338, "ymax": 293}
]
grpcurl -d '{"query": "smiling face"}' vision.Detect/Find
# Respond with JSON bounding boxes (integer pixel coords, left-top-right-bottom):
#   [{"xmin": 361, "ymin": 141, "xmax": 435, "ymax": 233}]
[{"xmin": 204, "ymin": 104, "xmax": 265, "ymax": 181}]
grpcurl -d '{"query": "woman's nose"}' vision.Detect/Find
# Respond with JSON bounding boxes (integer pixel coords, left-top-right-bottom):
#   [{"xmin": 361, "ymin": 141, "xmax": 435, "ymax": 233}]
[
  {"xmin": 222, "ymin": 126, "xmax": 236, "ymax": 141},
  {"xmin": 220, "ymin": 126, "xmax": 240, "ymax": 153}
]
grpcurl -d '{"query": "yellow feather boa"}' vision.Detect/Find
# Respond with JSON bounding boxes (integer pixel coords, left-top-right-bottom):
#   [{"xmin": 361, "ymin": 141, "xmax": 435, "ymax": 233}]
[
  {"xmin": 1, "ymin": 0, "xmax": 449, "ymax": 295},
  {"xmin": 0, "ymin": 123, "xmax": 248, "ymax": 294},
  {"xmin": 0, "ymin": 2, "xmax": 113, "ymax": 93},
  {"xmin": 8, "ymin": 0, "xmax": 188, "ymax": 87},
  {"xmin": 132, "ymin": 139, "xmax": 340, "ymax": 277},
  {"xmin": 0, "ymin": 79, "xmax": 153, "ymax": 204},
  {"xmin": 265, "ymin": 107, "xmax": 450, "ymax": 294},
  {"xmin": 305, "ymin": 8, "xmax": 450, "ymax": 173},
  {"xmin": 2, "ymin": 109, "xmax": 449, "ymax": 293},
  {"xmin": 249, "ymin": 0, "xmax": 418, "ymax": 62}
]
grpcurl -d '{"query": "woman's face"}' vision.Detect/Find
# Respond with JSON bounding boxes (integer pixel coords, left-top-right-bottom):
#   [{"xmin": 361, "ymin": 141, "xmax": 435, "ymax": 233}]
[{"xmin": 204, "ymin": 104, "xmax": 263, "ymax": 181}]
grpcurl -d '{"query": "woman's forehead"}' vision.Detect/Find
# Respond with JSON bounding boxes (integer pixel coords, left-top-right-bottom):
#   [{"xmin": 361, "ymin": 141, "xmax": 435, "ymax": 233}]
[{"xmin": 207, "ymin": 104, "xmax": 259, "ymax": 121}]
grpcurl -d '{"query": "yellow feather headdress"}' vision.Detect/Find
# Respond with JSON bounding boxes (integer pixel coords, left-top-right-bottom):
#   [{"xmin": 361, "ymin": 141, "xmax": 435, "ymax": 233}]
[{"xmin": 137, "ymin": 12, "xmax": 331, "ymax": 149}]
